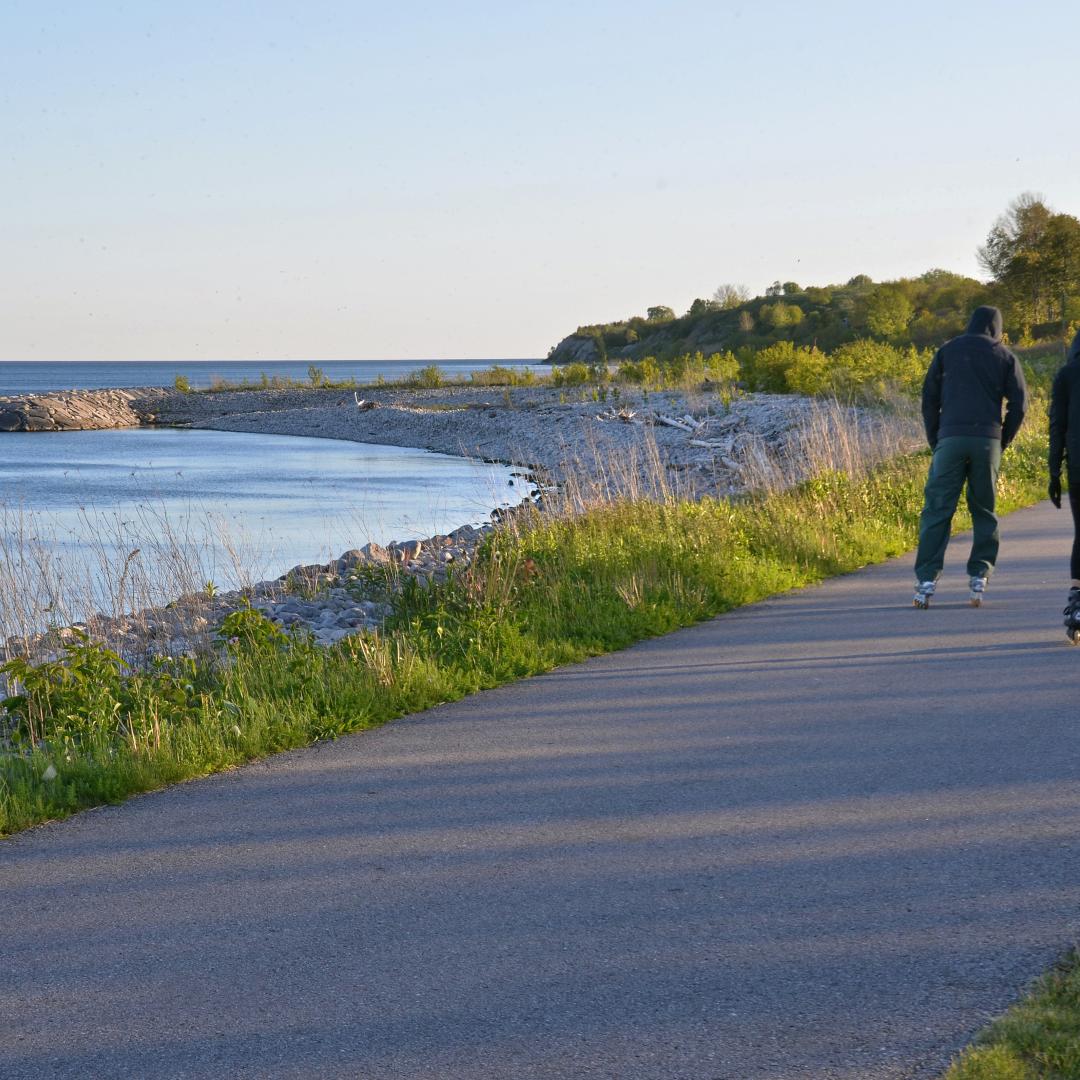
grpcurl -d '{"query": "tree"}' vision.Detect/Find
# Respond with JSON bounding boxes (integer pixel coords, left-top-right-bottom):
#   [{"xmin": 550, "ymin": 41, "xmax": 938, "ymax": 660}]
[
  {"xmin": 782, "ymin": 282, "xmax": 801, "ymax": 296},
  {"xmin": 758, "ymin": 301, "xmax": 804, "ymax": 330},
  {"xmin": 712, "ymin": 283, "xmax": 750, "ymax": 309},
  {"xmin": 646, "ymin": 305, "xmax": 675, "ymax": 322},
  {"xmin": 978, "ymin": 193, "xmax": 1051, "ymax": 280},
  {"xmin": 864, "ymin": 285, "xmax": 914, "ymax": 337},
  {"xmin": 979, "ymin": 193, "xmax": 1080, "ymax": 328},
  {"xmin": 765, "ymin": 280, "xmax": 784, "ymax": 297},
  {"xmin": 919, "ymin": 268, "xmax": 966, "ymax": 287},
  {"xmin": 1040, "ymin": 213, "xmax": 1080, "ymax": 324},
  {"xmin": 686, "ymin": 298, "xmax": 714, "ymax": 317}
]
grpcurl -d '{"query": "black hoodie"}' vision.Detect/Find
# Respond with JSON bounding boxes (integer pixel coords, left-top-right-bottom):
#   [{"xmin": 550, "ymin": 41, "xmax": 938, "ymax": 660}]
[
  {"xmin": 921, "ymin": 305, "xmax": 1028, "ymax": 449},
  {"xmin": 1049, "ymin": 328, "xmax": 1080, "ymax": 481}
]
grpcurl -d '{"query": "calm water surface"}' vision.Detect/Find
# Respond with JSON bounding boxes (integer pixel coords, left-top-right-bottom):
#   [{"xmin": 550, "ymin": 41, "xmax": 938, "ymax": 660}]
[{"xmin": 0, "ymin": 428, "xmax": 519, "ymax": 600}]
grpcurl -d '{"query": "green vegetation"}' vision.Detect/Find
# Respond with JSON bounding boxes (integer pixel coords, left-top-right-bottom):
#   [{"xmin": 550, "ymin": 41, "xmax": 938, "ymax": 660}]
[
  {"xmin": 467, "ymin": 364, "xmax": 538, "ymax": 387},
  {"xmin": 402, "ymin": 363, "xmax": 445, "ymax": 389},
  {"xmin": 558, "ymin": 270, "xmax": 994, "ymax": 361},
  {"xmin": 547, "ymin": 339, "xmax": 1066, "ymax": 405},
  {"xmin": 188, "ymin": 362, "xmax": 532, "ymax": 394},
  {"xmin": 554, "ymin": 195, "xmax": 1080, "ymax": 363},
  {"xmin": 943, "ymin": 950, "xmax": 1080, "ymax": 1079},
  {"xmin": 0, "ymin": 392, "xmax": 1051, "ymax": 837},
  {"xmin": 980, "ymin": 194, "xmax": 1080, "ymax": 340}
]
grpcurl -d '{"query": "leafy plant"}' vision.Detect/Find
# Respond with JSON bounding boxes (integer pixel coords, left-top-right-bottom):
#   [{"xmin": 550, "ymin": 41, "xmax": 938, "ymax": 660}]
[{"xmin": 217, "ymin": 605, "xmax": 289, "ymax": 652}]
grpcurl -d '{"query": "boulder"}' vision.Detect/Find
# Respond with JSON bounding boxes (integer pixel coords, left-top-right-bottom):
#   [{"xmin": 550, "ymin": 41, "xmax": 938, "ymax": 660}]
[
  {"xmin": 335, "ymin": 549, "xmax": 367, "ymax": 573},
  {"xmin": 48, "ymin": 409, "xmax": 83, "ymax": 430},
  {"xmin": 391, "ymin": 539, "xmax": 424, "ymax": 563},
  {"xmin": 359, "ymin": 542, "xmax": 391, "ymax": 565}
]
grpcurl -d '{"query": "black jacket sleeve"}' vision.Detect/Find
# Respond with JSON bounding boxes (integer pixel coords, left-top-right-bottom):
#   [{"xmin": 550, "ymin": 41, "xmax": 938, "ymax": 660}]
[
  {"xmin": 1000, "ymin": 353, "xmax": 1028, "ymax": 450},
  {"xmin": 1049, "ymin": 366, "xmax": 1069, "ymax": 477},
  {"xmin": 921, "ymin": 349, "xmax": 944, "ymax": 449}
]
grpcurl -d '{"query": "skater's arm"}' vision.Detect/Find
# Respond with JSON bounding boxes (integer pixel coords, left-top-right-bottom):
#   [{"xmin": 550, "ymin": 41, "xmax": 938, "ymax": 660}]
[
  {"xmin": 1049, "ymin": 366, "xmax": 1069, "ymax": 478},
  {"xmin": 1000, "ymin": 354, "xmax": 1028, "ymax": 450},
  {"xmin": 921, "ymin": 350, "xmax": 944, "ymax": 449}
]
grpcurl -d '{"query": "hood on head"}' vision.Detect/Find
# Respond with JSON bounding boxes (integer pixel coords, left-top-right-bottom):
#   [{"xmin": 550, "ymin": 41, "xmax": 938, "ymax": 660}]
[
  {"xmin": 1069, "ymin": 328, "xmax": 1080, "ymax": 364},
  {"xmin": 966, "ymin": 305, "xmax": 1003, "ymax": 341}
]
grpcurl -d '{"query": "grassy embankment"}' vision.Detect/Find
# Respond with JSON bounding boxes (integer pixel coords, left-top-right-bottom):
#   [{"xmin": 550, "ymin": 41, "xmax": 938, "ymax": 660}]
[{"xmin": 2, "ymin": 343, "xmax": 1073, "ymax": 1075}]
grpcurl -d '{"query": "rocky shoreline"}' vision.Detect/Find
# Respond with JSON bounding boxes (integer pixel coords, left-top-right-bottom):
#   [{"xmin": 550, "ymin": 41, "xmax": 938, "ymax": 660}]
[
  {"xmin": 0, "ymin": 382, "xmax": 919, "ymax": 665},
  {"xmin": 0, "ymin": 387, "xmax": 170, "ymax": 431},
  {"xmin": 11, "ymin": 524, "xmax": 500, "ymax": 664}
]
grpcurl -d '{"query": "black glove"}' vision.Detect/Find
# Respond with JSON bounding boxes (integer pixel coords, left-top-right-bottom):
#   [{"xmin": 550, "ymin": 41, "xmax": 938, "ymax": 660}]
[{"xmin": 1049, "ymin": 474, "xmax": 1062, "ymax": 509}]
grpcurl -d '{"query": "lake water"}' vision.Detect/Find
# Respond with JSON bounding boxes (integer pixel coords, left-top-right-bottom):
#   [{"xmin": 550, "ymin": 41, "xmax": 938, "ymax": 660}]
[
  {"xmin": 0, "ymin": 427, "xmax": 520, "ymax": 629},
  {"xmin": 0, "ymin": 359, "xmax": 544, "ymax": 398}
]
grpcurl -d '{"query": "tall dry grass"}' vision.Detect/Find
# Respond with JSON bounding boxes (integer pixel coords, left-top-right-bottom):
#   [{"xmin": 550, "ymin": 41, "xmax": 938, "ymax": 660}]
[
  {"xmin": 0, "ymin": 500, "xmax": 268, "ymax": 665},
  {"xmin": 537, "ymin": 396, "xmax": 923, "ymax": 522}
]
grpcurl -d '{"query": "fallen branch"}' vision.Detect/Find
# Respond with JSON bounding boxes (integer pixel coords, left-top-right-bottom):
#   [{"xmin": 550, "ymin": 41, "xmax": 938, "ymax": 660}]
[{"xmin": 655, "ymin": 414, "xmax": 695, "ymax": 432}]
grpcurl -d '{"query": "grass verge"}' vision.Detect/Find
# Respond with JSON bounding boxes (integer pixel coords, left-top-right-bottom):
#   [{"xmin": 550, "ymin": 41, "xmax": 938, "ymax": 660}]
[{"xmin": 942, "ymin": 950, "xmax": 1080, "ymax": 1079}]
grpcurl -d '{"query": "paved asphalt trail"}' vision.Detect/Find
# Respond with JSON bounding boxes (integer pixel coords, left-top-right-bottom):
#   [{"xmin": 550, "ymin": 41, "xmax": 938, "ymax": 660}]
[{"xmin": 2, "ymin": 501, "xmax": 1079, "ymax": 1079}]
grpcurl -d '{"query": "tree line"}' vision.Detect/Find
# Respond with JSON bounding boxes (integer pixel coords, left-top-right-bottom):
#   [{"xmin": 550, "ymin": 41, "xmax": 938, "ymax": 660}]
[{"xmin": 561, "ymin": 194, "xmax": 1080, "ymax": 361}]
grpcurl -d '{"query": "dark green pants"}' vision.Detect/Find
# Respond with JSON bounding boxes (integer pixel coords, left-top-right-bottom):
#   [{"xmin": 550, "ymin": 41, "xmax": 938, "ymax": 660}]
[{"xmin": 914, "ymin": 436, "xmax": 1002, "ymax": 582}]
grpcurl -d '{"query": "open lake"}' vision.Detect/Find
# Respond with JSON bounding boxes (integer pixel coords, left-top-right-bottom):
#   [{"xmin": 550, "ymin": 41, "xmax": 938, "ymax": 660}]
[{"xmin": 0, "ymin": 428, "xmax": 520, "ymax": 627}]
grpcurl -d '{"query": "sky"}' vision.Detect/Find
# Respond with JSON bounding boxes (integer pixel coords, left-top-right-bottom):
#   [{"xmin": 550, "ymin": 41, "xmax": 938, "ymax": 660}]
[{"xmin": 3, "ymin": 0, "xmax": 1080, "ymax": 361}]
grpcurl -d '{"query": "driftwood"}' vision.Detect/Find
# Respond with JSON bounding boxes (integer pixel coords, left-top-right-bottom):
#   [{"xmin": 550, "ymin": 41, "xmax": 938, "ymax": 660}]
[
  {"xmin": 596, "ymin": 407, "xmax": 639, "ymax": 423},
  {"xmin": 654, "ymin": 414, "xmax": 697, "ymax": 433}
]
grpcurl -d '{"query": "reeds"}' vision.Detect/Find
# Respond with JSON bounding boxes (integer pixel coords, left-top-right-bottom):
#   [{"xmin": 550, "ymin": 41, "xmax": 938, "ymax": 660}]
[{"xmin": 0, "ymin": 498, "xmax": 268, "ymax": 667}]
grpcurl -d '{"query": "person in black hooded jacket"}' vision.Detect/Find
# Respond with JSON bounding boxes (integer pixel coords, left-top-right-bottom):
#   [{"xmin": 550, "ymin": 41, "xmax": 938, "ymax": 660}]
[
  {"xmin": 1048, "ymin": 327, "xmax": 1080, "ymax": 634},
  {"xmin": 912, "ymin": 305, "xmax": 1027, "ymax": 607}
]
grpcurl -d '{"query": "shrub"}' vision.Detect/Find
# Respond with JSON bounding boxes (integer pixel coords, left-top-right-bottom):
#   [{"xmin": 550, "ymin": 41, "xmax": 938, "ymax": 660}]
[
  {"xmin": 469, "ymin": 366, "xmax": 537, "ymax": 387},
  {"xmin": 408, "ymin": 364, "xmax": 445, "ymax": 389},
  {"xmin": 826, "ymin": 340, "xmax": 927, "ymax": 400},
  {"xmin": 744, "ymin": 341, "xmax": 803, "ymax": 392},
  {"xmin": 551, "ymin": 363, "xmax": 591, "ymax": 387},
  {"xmin": 614, "ymin": 352, "xmax": 738, "ymax": 391}
]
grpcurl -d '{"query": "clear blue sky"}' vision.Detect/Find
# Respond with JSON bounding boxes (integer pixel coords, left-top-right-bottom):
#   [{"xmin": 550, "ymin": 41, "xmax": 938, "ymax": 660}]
[{"xmin": 3, "ymin": 0, "xmax": 1079, "ymax": 360}]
